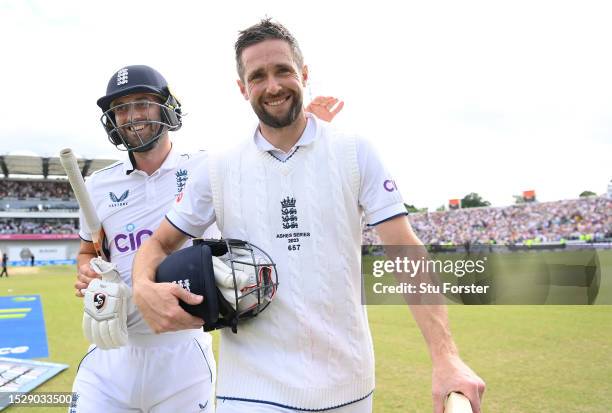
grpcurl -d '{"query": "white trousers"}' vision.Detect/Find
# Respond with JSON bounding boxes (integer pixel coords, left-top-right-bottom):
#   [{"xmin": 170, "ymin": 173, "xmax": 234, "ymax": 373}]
[
  {"xmin": 70, "ymin": 329, "xmax": 215, "ymax": 413},
  {"xmin": 216, "ymin": 393, "xmax": 372, "ymax": 413}
]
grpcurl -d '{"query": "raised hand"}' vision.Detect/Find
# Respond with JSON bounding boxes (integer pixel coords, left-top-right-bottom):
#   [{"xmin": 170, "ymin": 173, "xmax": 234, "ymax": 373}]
[{"xmin": 306, "ymin": 96, "xmax": 344, "ymax": 122}]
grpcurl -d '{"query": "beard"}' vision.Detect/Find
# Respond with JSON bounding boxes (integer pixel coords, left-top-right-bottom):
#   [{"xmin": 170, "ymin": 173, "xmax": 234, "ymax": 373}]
[{"xmin": 252, "ymin": 91, "xmax": 303, "ymax": 129}]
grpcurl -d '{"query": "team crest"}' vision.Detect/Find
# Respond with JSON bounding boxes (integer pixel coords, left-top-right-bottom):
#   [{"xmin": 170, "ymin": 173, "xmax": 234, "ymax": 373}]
[
  {"xmin": 281, "ymin": 197, "xmax": 298, "ymax": 229},
  {"xmin": 172, "ymin": 278, "xmax": 191, "ymax": 292},
  {"xmin": 176, "ymin": 169, "xmax": 188, "ymax": 197},
  {"xmin": 116, "ymin": 68, "xmax": 128, "ymax": 85},
  {"xmin": 93, "ymin": 293, "xmax": 106, "ymax": 311}
]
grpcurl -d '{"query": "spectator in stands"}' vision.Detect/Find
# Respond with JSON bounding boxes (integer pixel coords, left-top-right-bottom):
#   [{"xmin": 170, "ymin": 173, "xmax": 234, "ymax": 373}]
[
  {"xmin": 0, "ymin": 180, "xmax": 73, "ymax": 200},
  {"xmin": 0, "ymin": 218, "xmax": 78, "ymax": 235},
  {"xmin": 363, "ymin": 196, "xmax": 612, "ymax": 245}
]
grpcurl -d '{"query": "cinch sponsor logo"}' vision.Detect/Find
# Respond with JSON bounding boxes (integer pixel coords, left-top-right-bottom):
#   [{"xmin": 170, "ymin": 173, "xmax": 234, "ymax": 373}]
[
  {"xmin": 383, "ymin": 179, "xmax": 397, "ymax": 192},
  {"xmin": 113, "ymin": 223, "xmax": 152, "ymax": 253},
  {"xmin": 0, "ymin": 346, "xmax": 29, "ymax": 355}
]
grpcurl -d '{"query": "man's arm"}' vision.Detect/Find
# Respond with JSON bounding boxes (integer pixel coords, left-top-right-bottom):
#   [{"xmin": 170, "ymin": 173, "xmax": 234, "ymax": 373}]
[
  {"xmin": 375, "ymin": 215, "xmax": 485, "ymax": 413},
  {"xmin": 74, "ymin": 240, "xmax": 99, "ymax": 297},
  {"xmin": 132, "ymin": 219, "xmax": 205, "ymax": 333}
]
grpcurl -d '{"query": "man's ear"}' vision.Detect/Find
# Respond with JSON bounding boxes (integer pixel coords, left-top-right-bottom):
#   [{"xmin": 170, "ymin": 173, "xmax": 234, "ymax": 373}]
[
  {"xmin": 301, "ymin": 65, "xmax": 309, "ymax": 86},
  {"xmin": 237, "ymin": 79, "xmax": 249, "ymax": 100}
]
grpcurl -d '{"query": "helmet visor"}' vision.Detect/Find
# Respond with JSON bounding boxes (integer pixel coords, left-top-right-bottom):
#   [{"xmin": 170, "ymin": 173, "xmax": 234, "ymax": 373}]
[{"xmin": 100, "ymin": 100, "xmax": 171, "ymax": 151}]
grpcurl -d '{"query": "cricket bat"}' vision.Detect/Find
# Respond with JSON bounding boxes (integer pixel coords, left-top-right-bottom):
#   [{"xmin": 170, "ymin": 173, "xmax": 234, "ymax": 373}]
[
  {"xmin": 59, "ymin": 148, "xmax": 106, "ymax": 259},
  {"xmin": 445, "ymin": 392, "xmax": 473, "ymax": 413}
]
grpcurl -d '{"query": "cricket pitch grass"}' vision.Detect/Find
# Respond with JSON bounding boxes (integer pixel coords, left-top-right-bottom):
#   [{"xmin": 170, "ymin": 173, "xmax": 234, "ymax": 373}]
[{"xmin": 1, "ymin": 252, "xmax": 611, "ymax": 412}]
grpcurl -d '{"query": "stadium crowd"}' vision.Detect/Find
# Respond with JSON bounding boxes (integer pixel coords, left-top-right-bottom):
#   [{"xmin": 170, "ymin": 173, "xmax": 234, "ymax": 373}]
[
  {"xmin": 0, "ymin": 218, "xmax": 78, "ymax": 235},
  {"xmin": 0, "ymin": 183, "xmax": 609, "ymax": 244},
  {"xmin": 363, "ymin": 196, "xmax": 612, "ymax": 245},
  {"xmin": 0, "ymin": 180, "xmax": 73, "ymax": 199}
]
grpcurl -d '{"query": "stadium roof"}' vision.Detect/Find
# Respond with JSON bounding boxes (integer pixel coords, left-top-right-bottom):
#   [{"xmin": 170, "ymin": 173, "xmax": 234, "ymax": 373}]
[{"xmin": 0, "ymin": 154, "xmax": 118, "ymax": 178}]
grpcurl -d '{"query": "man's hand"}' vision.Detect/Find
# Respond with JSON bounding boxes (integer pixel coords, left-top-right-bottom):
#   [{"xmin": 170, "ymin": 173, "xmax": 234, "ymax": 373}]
[
  {"xmin": 432, "ymin": 355, "xmax": 486, "ymax": 413},
  {"xmin": 75, "ymin": 263, "xmax": 101, "ymax": 297},
  {"xmin": 306, "ymin": 96, "xmax": 344, "ymax": 122},
  {"xmin": 132, "ymin": 279, "xmax": 205, "ymax": 333}
]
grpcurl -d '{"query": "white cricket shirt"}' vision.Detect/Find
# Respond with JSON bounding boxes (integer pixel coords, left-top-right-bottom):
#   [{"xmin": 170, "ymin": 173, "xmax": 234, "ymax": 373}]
[{"xmin": 79, "ymin": 146, "xmax": 219, "ymax": 334}]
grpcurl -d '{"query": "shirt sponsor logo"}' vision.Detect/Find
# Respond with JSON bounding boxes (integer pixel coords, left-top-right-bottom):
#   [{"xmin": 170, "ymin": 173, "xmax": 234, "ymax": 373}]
[
  {"xmin": 383, "ymin": 179, "xmax": 397, "ymax": 192},
  {"xmin": 109, "ymin": 190, "xmax": 129, "ymax": 207},
  {"xmin": 113, "ymin": 223, "xmax": 152, "ymax": 253}
]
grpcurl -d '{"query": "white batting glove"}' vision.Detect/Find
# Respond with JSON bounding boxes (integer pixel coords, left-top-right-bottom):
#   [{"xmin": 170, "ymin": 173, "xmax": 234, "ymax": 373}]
[
  {"xmin": 212, "ymin": 251, "xmax": 265, "ymax": 312},
  {"xmin": 82, "ymin": 257, "xmax": 130, "ymax": 349}
]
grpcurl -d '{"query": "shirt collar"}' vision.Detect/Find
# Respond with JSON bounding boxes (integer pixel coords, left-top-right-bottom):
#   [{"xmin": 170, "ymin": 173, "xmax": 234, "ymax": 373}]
[{"xmin": 253, "ymin": 112, "xmax": 319, "ymax": 154}]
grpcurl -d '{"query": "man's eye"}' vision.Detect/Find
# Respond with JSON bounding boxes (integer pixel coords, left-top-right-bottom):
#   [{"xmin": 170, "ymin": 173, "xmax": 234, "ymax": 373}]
[{"xmin": 134, "ymin": 101, "xmax": 150, "ymax": 110}]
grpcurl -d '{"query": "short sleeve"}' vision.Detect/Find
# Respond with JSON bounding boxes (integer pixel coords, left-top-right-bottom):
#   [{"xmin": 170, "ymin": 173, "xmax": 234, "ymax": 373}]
[
  {"xmin": 165, "ymin": 157, "xmax": 216, "ymax": 237},
  {"xmin": 356, "ymin": 137, "xmax": 407, "ymax": 226}
]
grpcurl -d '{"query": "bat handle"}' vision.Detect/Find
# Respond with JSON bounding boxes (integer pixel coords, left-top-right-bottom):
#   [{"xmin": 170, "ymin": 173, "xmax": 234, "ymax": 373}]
[
  {"xmin": 444, "ymin": 392, "xmax": 473, "ymax": 413},
  {"xmin": 91, "ymin": 229, "xmax": 108, "ymax": 261}
]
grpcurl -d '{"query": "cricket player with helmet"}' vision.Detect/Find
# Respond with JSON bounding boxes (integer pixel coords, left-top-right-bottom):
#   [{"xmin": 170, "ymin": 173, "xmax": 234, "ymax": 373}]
[
  {"xmin": 71, "ymin": 64, "xmax": 343, "ymax": 413},
  {"xmin": 70, "ymin": 64, "xmax": 219, "ymax": 412}
]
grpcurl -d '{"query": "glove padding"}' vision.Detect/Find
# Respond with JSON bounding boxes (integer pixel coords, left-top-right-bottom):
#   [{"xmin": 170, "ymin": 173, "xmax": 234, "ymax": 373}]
[
  {"xmin": 212, "ymin": 249, "xmax": 273, "ymax": 312},
  {"xmin": 82, "ymin": 257, "xmax": 130, "ymax": 349}
]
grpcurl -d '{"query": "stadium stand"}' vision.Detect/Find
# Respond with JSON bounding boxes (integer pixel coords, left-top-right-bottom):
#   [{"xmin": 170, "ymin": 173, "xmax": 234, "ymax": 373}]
[
  {"xmin": 1, "ymin": 153, "xmax": 609, "ymax": 259},
  {"xmin": 0, "ymin": 153, "xmax": 116, "ymax": 265},
  {"xmin": 0, "ymin": 218, "xmax": 79, "ymax": 235},
  {"xmin": 363, "ymin": 196, "xmax": 612, "ymax": 246}
]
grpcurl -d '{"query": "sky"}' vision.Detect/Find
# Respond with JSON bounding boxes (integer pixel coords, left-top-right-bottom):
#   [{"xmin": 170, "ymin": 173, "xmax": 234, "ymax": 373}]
[{"xmin": 1, "ymin": 0, "xmax": 611, "ymax": 210}]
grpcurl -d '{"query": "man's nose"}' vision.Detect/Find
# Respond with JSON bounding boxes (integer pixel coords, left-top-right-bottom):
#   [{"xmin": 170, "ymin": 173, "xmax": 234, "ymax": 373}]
[
  {"xmin": 127, "ymin": 103, "xmax": 148, "ymax": 122},
  {"xmin": 265, "ymin": 75, "xmax": 282, "ymax": 95}
]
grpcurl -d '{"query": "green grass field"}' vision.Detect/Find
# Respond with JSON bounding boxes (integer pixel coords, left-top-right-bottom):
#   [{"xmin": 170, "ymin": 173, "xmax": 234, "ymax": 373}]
[{"xmin": 1, "ymin": 260, "xmax": 611, "ymax": 412}]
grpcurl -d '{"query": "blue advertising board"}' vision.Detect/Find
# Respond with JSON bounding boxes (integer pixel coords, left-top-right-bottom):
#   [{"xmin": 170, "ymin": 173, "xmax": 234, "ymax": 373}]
[{"xmin": 0, "ymin": 295, "xmax": 48, "ymax": 359}]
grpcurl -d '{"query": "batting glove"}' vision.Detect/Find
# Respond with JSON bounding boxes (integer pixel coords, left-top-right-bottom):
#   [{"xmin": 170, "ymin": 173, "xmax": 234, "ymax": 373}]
[
  {"xmin": 212, "ymin": 251, "xmax": 271, "ymax": 312},
  {"xmin": 82, "ymin": 257, "xmax": 130, "ymax": 349}
]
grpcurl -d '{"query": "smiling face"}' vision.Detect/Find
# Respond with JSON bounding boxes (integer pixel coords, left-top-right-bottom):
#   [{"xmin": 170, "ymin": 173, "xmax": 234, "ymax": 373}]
[
  {"xmin": 237, "ymin": 39, "xmax": 308, "ymax": 129},
  {"xmin": 110, "ymin": 93, "xmax": 163, "ymax": 147}
]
